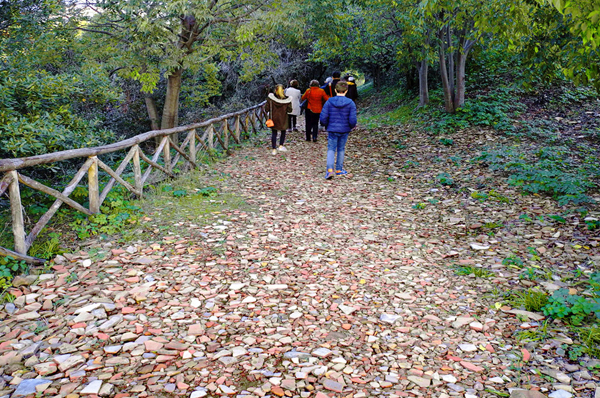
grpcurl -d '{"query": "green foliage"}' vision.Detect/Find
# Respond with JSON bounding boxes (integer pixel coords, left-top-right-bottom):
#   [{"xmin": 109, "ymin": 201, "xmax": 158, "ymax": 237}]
[
  {"xmin": 0, "ymin": 68, "xmax": 119, "ymax": 160},
  {"xmin": 422, "ymin": 87, "xmax": 524, "ymax": 135},
  {"xmin": 575, "ymin": 325, "xmax": 600, "ymax": 359},
  {"xmin": 28, "ymin": 233, "xmax": 63, "ymax": 260},
  {"xmin": 173, "ymin": 189, "xmax": 188, "ymax": 198},
  {"xmin": 436, "ymin": 173, "xmax": 454, "ymax": 186},
  {"xmin": 536, "ymin": 0, "xmax": 600, "ymax": 90},
  {"xmin": 503, "ymin": 255, "xmax": 525, "ymax": 268},
  {"xmin": 196, "ymin": 186, "xmax": 218, "ymax": 196},
  {"xmin": 454, "ymin": 265, "xmax": 495, "ymax": 278},
  {"xmin": 0, "ymin": 256, "xmax": 29, "ymax": 291},
  {"xmin": 471, "ymin": 191, "xmax": 489, "ymax": 201},
  {"xmin": 509, "ymin": 289, "xmax": 549, "ymax": 312},
  {"xmin": 412, "ymin": 203, "xmax": 427, "ymax": 210},
  {"xmin": 439, "ymin": 138, "xmax": 454, "ymax": 146},
  {"xmin": 69, "ymin": 192, "xmax": 141, "ymax": 240},
  {"xmin": 477, "ymin": 146, "xmax": 597, "ymax": 206},
  {"xmin": 402, "ymin": 160, "xmax": 420, "ymax": 169},
  {"xmin": 520, "ymin": 267, "xmax": 541, "ymax": 280},
  {"xmin": 586, "ymin": 219, "xmax": 600, "ymax": 231},
  {"xmin": 543, "ymin": 274, "xmax": 600, "ymax": 325}
]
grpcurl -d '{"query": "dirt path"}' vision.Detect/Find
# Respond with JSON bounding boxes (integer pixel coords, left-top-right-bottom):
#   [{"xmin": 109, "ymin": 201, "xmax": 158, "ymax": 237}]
[{"xmin": 1, "ymin": 125, "xmax": 598, "ymax": 398}]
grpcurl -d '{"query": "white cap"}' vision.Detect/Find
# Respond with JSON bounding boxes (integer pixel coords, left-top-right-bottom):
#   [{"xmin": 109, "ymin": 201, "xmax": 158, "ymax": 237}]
[
  {"xmin": 348, "ymin": 76, "xmax": 355, "ymax": 82},
  {"xmin": 325, "ymin": 77, "xmax": 333, "ymax": 84}
]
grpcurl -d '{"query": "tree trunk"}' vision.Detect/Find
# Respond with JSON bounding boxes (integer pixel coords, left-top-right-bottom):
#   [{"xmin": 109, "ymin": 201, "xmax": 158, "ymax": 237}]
[
  {"xmin": 145, "ymin": 95, "xmax": 160, "ymax": 131},
  {"xmin": 161, "ymin": 68, "xmax": 182, "ymax": 129},
  {"xmin": 144, "ymin": 94, "xmax": 161, "ymax": 147},
  {"xmin": 438, "ymin": 29, "xmax": 455, "ymax": 113},
  {"xmin": 161, "ymin": 67, "xmax": 183, "ymax": 142},
  {"xmin": 454, "ymin": 49, "xmax": 469, "ymax": 109},
  {"xmin": 447, "ymin": 25, "xmax": 455, "ymax": 99},
  {"xmin": 417, "ymin": 59, "xmax": 429, "ymax": 107}
]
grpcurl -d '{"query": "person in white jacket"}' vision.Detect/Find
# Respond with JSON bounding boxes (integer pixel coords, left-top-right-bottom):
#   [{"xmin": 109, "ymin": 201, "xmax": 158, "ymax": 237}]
[{"xmin": 284, "ymin": 80, "xmax": 302, "ymax": 132}]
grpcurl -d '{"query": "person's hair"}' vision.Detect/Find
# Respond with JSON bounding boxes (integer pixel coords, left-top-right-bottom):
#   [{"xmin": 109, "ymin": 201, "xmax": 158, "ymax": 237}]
[
  {"xmin": 332, "ymin": 71, "xmax": 341, "ymax": 78},
  {"xmin": 310, "ymin": 80, "xmax": 320, "ymax": 87},
  {"xmin": 342, "ymin": 74, "xmax": 350, "ymax": 81},
  {"xmin": 274, "ymin": 84, "xmax": 286, "ymax": 99},
  {"xmin": 335, "ymin": 81, "xmax": 348, "ymax": 93},
  {"xmin": 290, "ymin": 80, "xmax": 299, "ymax": 88}
]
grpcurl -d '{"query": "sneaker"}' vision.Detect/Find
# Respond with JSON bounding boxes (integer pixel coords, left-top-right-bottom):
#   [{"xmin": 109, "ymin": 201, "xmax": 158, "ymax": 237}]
[
  {"xmin": 325, "ymin": 169, "xmax": 334, "ymax": 180},
  {"xmin": 271, "ymin": 149, "xmax": 277, "ymax": 155},
  {"xmin": 336, "ymin": 170, "xmax": 348, "ymax": 175},
  {"xmin": 278, "ymin": 145, "xmax": 288, "ymax": 152}
]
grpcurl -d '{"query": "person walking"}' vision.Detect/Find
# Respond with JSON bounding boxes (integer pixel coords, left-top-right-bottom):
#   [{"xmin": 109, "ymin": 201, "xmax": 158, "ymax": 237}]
[
  {"xmin": 320, "ymin": 76, "xmax": 333, "ymax": 91},
  {"xmin": 346, "ymin": 76, "xmax": 358, "ymax": 103},
  {"xmin": 266, "ymin": 84, "xmax": 293, "ymax": 155},
  {"xmin": 301, "ymin": 80, "xmax": 329, "ymax": 142},
  {"xmin": 284, "ymin": 80, "xmax": 302, "ymax": 132},
  {"xmin": 320, "ymin": 81, "xmax": 357, "ymax": 179},
  {"xmin": 324, "ymin": 71, "xmax": 341, "ymax": 98}
]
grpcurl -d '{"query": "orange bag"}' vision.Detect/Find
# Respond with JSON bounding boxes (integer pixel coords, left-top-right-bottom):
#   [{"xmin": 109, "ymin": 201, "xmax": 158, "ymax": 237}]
[{"xmin": 266, "ymin": 119, "xmax": 274, "ymax": 128}]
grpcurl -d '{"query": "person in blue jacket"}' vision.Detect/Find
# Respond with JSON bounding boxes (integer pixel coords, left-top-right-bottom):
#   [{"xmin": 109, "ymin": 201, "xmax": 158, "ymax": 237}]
[{"xmin": 320, "ymin": 81, "xmax": 357, "ymax": 180}]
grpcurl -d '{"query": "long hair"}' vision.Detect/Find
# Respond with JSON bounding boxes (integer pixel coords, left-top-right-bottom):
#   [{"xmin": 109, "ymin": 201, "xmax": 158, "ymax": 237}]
[{"xmin": 274, "ymin": 84, "xmax": 286, "ymax": 99}]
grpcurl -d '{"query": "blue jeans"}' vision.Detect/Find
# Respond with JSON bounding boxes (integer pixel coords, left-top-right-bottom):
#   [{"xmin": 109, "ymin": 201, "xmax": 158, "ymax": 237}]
[{"xmin": 326, "ymin": 132, "xmax": 349, "ymax": 171}]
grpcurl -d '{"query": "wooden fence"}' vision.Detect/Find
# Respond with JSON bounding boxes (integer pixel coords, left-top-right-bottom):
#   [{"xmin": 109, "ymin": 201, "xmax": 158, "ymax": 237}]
[{"xmin": 0, "ymin": 102, "xmax": 267, "ymax": 264}]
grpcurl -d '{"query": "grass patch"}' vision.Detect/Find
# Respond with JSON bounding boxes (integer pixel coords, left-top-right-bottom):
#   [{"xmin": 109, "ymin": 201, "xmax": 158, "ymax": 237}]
[
  {"xmin": 508, "ymin": 288, "xmax": 549, "ymax": 312},
  {"xmin": 139, "ymin": 169, "xmax": 254, "ymax": 234},
  {"xmin": 453, "ymin": 265, "xmax": 495, "ymax": 278}
]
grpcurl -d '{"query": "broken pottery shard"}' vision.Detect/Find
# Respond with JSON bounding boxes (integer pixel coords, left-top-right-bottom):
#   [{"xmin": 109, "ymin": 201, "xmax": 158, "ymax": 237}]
[
  {"xmin": 312, "ymin": 348, "xmax": 332, "ymax": 358},
  {"xmin": 265, "ymin": 284, "xmax": 288, "ymax": 290},
  {"xmin": 459, "ymin": 343, "xmax": 477, "ymax": 352},
  {"xmin": 230, "ymin": 282, "xmax": 246, "ymax": 290},
  {"xmin": 380, "ymin": 313, "xmax": 401, "ymax": 324},
  {"xmin": 283, "ymin": 350, "xmax": 311, "ymax": 359},
  {"xmin": 99, "ymin": 315, "xmax": 123, "ymax": 331},
  {"xmin": 407, "ymin": 376, "xmax": 431, "ymax": 387},
  {"xmin": 338, "ymin": 304, "xmax": 356, "ymax": 315},
  {"xmin": 509, "ymin": 390, "xmax": 547, "ymax": 398},
  {"xmin": 13, "ymin": 379, "xmax": 52, "ymax": 397},
  {"xmin": 504, "ymin": 309, "xmax": 545, "ymax": 321},
  {"xmin": 470, "ymin": 243, "xmax": 490, "ymax": 250},
  {"xmin": 16, "ymin": 311, "xmax": 40, "ymax": 321},
  {"xmin": 81, "ymin": 380, "xmax": 103, "ymax": 395},
  {"xmin": 75, "ymin": 303, "xmax": 102, "ymax": 314},
  {"xmin": 133, "ymin": 256, "xmax": 155, "ymax": 265}
]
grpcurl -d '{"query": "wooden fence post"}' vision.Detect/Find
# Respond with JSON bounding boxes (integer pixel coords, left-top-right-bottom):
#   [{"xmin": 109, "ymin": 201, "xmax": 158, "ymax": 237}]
[
  {"xmin": 208, "ymin": 125, "xmax": 214, "ymax": 149},
  {"xmin": 133, "ymin": 146, "xmax": 142, "ymax": 196},
  {"xmin": 233, "ymin": 116, "xmax": 241, "ymax": 144},
  {"xmin": 223, "ymin": 120, "xmax": 229, "ymax": 150},
  {"xmin": 8, "ymin": 170, "xmax": 26, "ymax": 255},
  {"xmin": 88, "ymin": 156, "xmax": 100, "ymax": 213},
  {"xmin": 163, "ymin": 136, "xmax": 172, "ymax": 173},
  {"xmin": 189, "ymin": 129, "xmax": 196, "ymax": 167}
]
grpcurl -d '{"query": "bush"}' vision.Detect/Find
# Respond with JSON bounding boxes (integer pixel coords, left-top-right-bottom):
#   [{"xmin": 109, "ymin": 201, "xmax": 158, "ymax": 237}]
[{"xmin": 0, "ymin": 69, "xmax": 120, "ymax": 160}]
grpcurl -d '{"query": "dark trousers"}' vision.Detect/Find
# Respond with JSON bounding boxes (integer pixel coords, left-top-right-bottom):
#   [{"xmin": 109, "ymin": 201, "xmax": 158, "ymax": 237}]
[
  {"xmin": 305, "ymin": 110, "xmax": 320, "ymax": 141},
  {"xmin": 271, "ymin": 129, "xmax": 286, "ymax": 149},
  {"xmin": 288, "ymin": 115, "xmax": 297, "ymax": 130}
]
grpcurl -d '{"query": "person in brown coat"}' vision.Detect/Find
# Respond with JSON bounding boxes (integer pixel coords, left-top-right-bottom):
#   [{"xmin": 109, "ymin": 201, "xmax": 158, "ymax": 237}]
[
  {"xmin": 301, "ymin": 80, "xmax": 329, "ymax": 142},
  {"xmin": 266, "ymin": 84, "xmax": 293, "ymax": 155}
]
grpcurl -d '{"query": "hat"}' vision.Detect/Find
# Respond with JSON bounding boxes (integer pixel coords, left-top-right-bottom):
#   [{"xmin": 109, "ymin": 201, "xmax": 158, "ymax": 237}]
[
  {"xmin": 348, "ymin": 76, "xmax": 355, "ymax": 82},
  {"xmin": 325, "ymin": 77, "xmax": 333, "ymax": 84}
]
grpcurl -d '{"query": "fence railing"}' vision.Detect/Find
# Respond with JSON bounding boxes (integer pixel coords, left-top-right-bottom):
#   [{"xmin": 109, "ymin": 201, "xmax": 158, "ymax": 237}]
[{"xmin": 0, "ymin": 102, "xmax": 267, "ymax": 264}]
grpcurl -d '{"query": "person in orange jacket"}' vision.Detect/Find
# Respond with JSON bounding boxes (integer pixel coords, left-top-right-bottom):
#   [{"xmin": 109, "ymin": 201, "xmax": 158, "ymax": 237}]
[{"xmin": 301, "ymin": 80, "xmax": 329, "ymax": 142}]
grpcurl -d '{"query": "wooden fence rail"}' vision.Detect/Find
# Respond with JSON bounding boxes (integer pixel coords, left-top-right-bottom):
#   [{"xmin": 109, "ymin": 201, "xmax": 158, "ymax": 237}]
[{"xmin": 0, "ymin": 102, "xmax": 267, "ymax": 264}]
